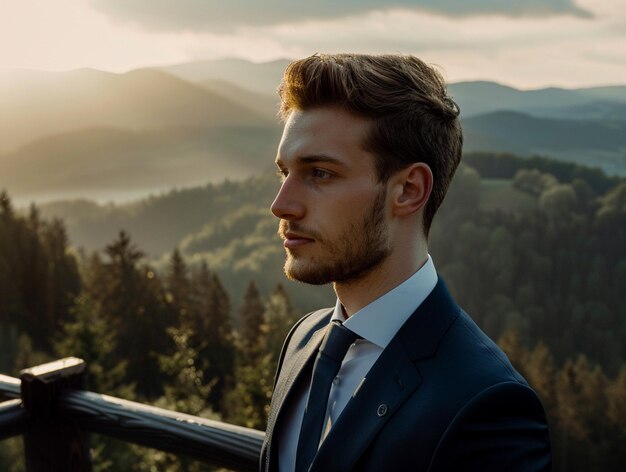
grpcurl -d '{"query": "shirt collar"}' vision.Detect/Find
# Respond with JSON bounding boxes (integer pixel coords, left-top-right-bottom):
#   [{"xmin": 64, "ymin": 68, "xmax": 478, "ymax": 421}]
[{"xmin": 331, "ymin": 255, "xmax": 438, "ymax": 349}]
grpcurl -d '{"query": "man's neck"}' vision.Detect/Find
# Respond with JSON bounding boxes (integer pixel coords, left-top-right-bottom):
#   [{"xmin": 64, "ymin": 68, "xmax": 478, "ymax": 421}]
[{"xmin": 334, "ymin": 248, "xmax": 429, "ymax": 317}]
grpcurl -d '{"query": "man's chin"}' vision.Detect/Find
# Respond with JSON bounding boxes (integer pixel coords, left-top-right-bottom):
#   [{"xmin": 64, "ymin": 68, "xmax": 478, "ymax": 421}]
[{"xmin": 284, "ymin": 260, "xmax": 333, "ymax": 286}]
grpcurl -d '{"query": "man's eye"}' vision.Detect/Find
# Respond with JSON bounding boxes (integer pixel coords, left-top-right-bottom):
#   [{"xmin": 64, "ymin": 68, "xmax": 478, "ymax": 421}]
[
  {"xmin": 312, "ymin": 169, "xmax": 331, "ymax": 179},
  {"xmin": 276, "ymin": 169, "xmax": 288, "ymax": 181}
]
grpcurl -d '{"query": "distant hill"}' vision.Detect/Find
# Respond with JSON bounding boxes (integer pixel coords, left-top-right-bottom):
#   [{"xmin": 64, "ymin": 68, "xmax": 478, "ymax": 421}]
[
  {"xmin": 2, "ymin": 60, "xmax": 625, "ymax": 205},
  {"xmin": 463, "ymin": 111, "xmax": 626, "ymax": 175},
  {"xmin": 37, "ymin": 173, "xmax": 280, "ymax": 257},
  {"xmin": 0, "ymin": 66, "xmax": 282, "ymax": 203},
  {"xmin": 158, "ymin": 59, "xmax": 626, "ymax": 120},
  {"xmin": 2, "ymin": 125, "xmax": 281, "ymax": 202},
  {"xmin": 449, "ymin": 81, "xmax": 626, "ymax": 119},
  {"xmin": 0, "ymin": 67, "xmax": 272, "ymax": 153},
  {"xmin": 199, "ymin": 79, "xmax": 280, "ymax": 120},
  {"xmin": 157, "ymin": 58, "xmax": 291, "ymax": 95}
]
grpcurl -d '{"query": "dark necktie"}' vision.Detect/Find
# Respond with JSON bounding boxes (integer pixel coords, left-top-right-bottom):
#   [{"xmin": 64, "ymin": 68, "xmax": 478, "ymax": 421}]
[{"xmin": 295, "ymin": 321, "xmax": 359, "ymax": 472}]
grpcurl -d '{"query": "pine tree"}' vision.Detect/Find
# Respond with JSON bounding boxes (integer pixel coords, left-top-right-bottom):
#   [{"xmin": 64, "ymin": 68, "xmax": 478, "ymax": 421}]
[
  {"xmin": 239, "ymin": 280, "xmax": 266, "ymax": 359},
  {"xmin": 0, "ymin": 324, "xmax": 19, "ymax": 373},
  {"xmin": 12, "ymin": 332, "xmax": 51, "ymax": 374},
  {"xmin": 190, "ymin": 263, "xmax": 235, "ymax": 411},
  {"xmin": 42, "ymin": 218, "xmax": 81, "ymax": 343},
  {"xmin": 54, "ymin": 294, "xmax": 133, "ymax": 397},
  {"xmin": 553, "ymin": 355, "xmax": 611, "ymax": 471},
  {"xmin": 54, "ymin": 294, "xmax": 143, "ymax": 472},
  {"xmin": 497, "ymin": 329, "xmax": 529, "ymax": 375},
  {"xmin": 525, "ymin": 341, "xmax": 557, "ymax": 423},
  {"xmin": 606, "ymin": 365, "xmax": 626, "ymax": 428},
  {"xmin": 16, "ymin": 205, "xmax": 50, "ymax": 350},
  {"xmin": 156, "ymin": 326, "xmax": 218, "ymax": 418},
  {"xmin": 130, "ymin": 324, "xmax": 220, "ymax": 472},
  {"xmin": 164, "ymin": 248, "xmax": 192, "ymax": 325},
  {"xmin": 224, "ymin": 280, "xmax": 273, "ymax": 429},
  {"xmin": 264, "ymin": 283, "xmax": 296, "ymax": 360},
  {"xmin": 605, "ymin": 366, "xmax": 626, "ymax": 467},
  {"xmin": 89, "ymin": 231, "xmax": 170, "ymax": 398},
  {"xmin": 224, "ymin": 352, "xmax": 274, "ymax": 430}
]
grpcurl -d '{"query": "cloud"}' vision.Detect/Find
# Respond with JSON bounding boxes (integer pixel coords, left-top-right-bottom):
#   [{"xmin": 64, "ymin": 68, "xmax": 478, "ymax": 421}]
[
  {"xmin": 185, "ymin": 4, "xmax": 623, "ymax": 89},
  {"xmin": 88, "ymin": 0, "xmax": 591, "ymax": 32},
  {"xmin": 3, "ymin": 0, "xmax": 623, "ymax": 89}
]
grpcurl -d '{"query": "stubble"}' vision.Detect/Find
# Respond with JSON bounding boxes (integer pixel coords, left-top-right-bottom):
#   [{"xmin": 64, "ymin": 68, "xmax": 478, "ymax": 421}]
[{"xmin": 280, "ymin": 187, "xmax": 390, "ymax": 285}]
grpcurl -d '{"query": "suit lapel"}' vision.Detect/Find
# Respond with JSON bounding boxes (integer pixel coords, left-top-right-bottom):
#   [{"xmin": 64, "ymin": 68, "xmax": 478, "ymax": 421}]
[
  {"xmin": 310, "ymin": 279, "xmax": 460, "ymax": 471},
  {"xmin": 270, "ymin": 324, "xmax": 327, "ymax": 425},
  {"xmin": 264, "ymin": 310, "xmax": 332, "ymax": 471},
  {"xmin": 310, "ymin": 339, "xmax": 421, "ymax": 471}
]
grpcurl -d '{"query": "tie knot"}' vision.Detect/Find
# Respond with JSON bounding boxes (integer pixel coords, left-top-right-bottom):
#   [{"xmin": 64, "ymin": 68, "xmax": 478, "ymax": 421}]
[{"xmin": 319, "ymin": 321, "xmax": 358, "ymax": 363}]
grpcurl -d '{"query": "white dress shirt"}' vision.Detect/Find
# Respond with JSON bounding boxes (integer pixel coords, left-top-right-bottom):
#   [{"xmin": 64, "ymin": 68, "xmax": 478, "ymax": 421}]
[{"xmin": 278, "ymin": 256, "xmax": 438, "ymax": 471}]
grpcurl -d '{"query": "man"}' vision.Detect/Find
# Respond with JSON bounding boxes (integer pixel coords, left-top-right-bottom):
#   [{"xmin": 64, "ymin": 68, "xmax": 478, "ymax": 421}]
[{"xmin": 262, "ymin": 53, "xmax": 551, "ymax": 471}]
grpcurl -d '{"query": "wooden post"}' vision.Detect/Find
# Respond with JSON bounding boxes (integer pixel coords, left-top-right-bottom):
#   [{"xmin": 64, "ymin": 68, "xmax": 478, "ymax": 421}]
[{"xmin": 20, "ymin": 357, "xmax": 92, "ymax": 472}]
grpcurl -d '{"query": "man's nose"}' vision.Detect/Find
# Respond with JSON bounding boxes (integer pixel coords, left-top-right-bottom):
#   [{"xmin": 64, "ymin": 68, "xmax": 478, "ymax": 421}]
[{"xmin": 271, "ymin": 177, "xmax": 305, "ymax": 220}]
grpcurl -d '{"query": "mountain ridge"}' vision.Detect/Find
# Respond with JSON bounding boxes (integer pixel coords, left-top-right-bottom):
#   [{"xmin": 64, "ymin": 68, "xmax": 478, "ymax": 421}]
[
  {"xmin": 0, "ymin": 66, "xmax": 272, "ymax": 153},
  {"xmin": 1, "ymin": 59, "xmax": 625, "ymax": 203}
]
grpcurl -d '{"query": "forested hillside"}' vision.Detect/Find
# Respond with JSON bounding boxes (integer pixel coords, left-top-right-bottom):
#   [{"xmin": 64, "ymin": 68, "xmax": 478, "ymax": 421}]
[{"xmin": 2, "ymin": 153, "xmax": 625, "ymax": 470}]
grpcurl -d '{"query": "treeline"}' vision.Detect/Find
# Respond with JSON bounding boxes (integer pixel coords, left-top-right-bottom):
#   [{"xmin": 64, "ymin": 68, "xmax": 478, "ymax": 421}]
[
  {"xmin": 432, "ymin": 163, "xmax": 626, "ymax": 375},
  {"xmin": 1, "ymin": 152, "xmax": 625, "ymax": 470},
  {"xmin": 498, "ymin": 331, "xmax": 626, "ymax": 471},
  {"xmin": 429, "ymin": 162, "xmax": 626, "ymax": 471},
  {"xmin": 0, "ymin": 193, "xmax": 296, "ymax": 470},
  {"xmin": 463, "ymin": 152, "xmax": 619, "ymax": 194}
]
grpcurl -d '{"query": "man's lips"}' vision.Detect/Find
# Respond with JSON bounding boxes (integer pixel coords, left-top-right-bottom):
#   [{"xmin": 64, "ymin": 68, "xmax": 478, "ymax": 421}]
[{"xmin": 282, "ymin": 231, "xmax": 315, "ymax": 249}]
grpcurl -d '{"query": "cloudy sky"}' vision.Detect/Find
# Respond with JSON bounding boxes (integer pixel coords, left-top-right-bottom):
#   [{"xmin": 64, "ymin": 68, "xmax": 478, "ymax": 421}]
[{"xmin": 1, "ymin": 0, "xmax": 625, "ymax": 89}]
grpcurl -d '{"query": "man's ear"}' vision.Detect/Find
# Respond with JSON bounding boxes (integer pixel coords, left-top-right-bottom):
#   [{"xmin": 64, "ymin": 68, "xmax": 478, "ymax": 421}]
[{"xmin": 392, "ymin": 163, "xmax": 433, "ymax": 217}]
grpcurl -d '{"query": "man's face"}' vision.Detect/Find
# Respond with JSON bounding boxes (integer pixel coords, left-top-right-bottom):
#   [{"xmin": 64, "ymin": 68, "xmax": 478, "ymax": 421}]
[{"xmin": 271, "ymin": 107, "xmax": 392, "ymax": 285}]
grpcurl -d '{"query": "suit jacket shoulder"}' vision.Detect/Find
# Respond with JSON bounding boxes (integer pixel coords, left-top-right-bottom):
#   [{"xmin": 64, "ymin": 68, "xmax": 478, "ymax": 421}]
[
  {"xmin": 428, "ymin": 380, "xmax": 551, "ymax": 471},
  {"xmin": 315, "ymin": 280, "xmax": 551, "ymax": 471},
  {"xmin": 263, "ymin": 280, "xmax": 551, "ymax": 471}
]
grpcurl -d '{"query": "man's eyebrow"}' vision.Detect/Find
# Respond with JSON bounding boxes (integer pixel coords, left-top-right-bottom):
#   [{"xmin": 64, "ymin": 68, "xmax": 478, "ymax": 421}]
[{"xmin": 276, "ymin": 155, "xmax": 347, "ymax": 168}]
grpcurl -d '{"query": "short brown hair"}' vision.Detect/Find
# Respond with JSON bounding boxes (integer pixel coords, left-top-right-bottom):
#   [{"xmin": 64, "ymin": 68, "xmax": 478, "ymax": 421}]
[{"xmin": 278, "ymin": 53, "xmax": 463, "ymax": 236}]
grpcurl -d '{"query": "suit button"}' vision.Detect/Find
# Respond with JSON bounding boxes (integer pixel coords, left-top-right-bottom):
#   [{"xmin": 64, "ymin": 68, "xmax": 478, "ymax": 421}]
[
  {"xmin": 377, "ymin": 404, "xmax": 388, "ymax": 417},
  {"xmin": 333, "ymin": 376, "xmax": 340, "ymax": 385}
]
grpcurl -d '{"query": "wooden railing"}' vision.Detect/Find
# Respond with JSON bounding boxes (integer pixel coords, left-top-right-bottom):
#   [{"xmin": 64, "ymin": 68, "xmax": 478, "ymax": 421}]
[{"xmin": 0, "ymin": 358, "xmax": 264, "ymax": 471}]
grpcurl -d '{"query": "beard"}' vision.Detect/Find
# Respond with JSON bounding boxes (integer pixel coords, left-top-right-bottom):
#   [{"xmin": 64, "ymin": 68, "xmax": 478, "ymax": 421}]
[{"xmin": 280, "ymin": 187, "xmax": 391, "ymax": 285}]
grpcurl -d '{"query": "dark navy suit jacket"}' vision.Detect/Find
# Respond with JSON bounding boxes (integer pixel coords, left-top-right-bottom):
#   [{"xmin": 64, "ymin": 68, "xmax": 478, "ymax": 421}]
[{"xmin": 261, "ymin": 279, "xmax": 551, "ymax": 471}]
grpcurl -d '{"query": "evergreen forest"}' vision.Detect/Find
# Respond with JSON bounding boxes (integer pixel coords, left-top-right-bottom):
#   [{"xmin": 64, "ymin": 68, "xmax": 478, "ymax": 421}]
[{"xmin": 0, "ymin": 152, "xmax": 625, "ymax": 471}]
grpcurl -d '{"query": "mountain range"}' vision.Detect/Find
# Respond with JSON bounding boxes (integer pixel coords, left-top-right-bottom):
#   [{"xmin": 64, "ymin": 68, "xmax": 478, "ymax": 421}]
[{"xmin": 1, "ymin": 58, "xmax": 625, "ymax": 204}]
